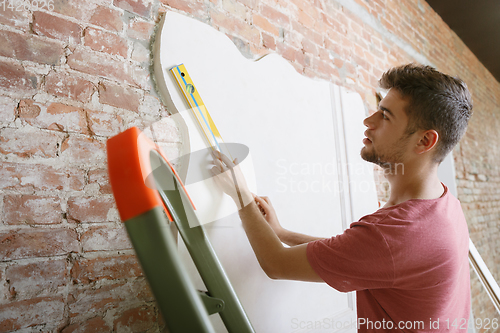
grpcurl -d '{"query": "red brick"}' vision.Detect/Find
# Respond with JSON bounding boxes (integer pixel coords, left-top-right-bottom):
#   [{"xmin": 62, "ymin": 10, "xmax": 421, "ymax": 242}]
[
  {"xmin": 68, "ymin": 280, "xmax": 153, "ymax": 320},
  {"xmin": 19, "ymin": 101, "xmax": 90, "ymax": 134},
  {"xmin": 211, "ymin": 10, "xmax": 260, "ymax": 44},
  {"xmin": 252, "ymin": 13, "xmax": 280, "ymax": 36},
  {"xmin": 0, "ymin": 6, "xmax": 29, "ymax": 30},
  {"xmin": 262, "ymin": 32, "xmax": 276, "ymax": 50},
  {"xmin": 324, "ymin": 37, "xmax": 342, "ymax": 58},
  {"xmin": 113, "ymin": 305, "xmax": 156, "ymax": 332},
  {"xmin": 160, "ymin": 0, "xmax": 205, "ymax": 16},
  {"xmin": 46, "ymin": 103, "xmax": 89, "ymax": 134},
  {"xmin": 88, "ymin": 168, "xmax": 112, "ymax": 194},
  {"xmin": 0, "ymin": 297, "xmax": 65, "ymax": 331},
  {"xmin": 0, "ymin": 60, "xmax": 37, "ymax": 95},
  {"xmin": 0, "ymin": 95, "xmax": 17, "ymax": 123},
  {"xmin": 44, "ymin": 72, "xmax": 95, "ymax": 103},
  {"xmin": 0, "ymin": 127, "xmax": 61, "ymax": 158},
  {"xmin": 294, "ymin": 49, "xmax": 306, "ymax": 67},
  {"xmin": 68, "ymin": 283, "xmax": 124, "ymax": 319},
  {"xmin": 0, "ymin": 30, "xmax": 64, "ymax": 65},
  {"xmin": 127, "ymin": 19, "xmax": 154, "ymax": 40},
  {"xmin": 333, "ymin": 57, "xmax": 344, "ymax": 69},
  {"xmin": 353, "ymin": 53, "xmax": 370, "ymax": 71},
  {"xmin": 84, "ymin": 27, "xmax": 128, "ymax": 58},
  {"xmin": 33, "ymin": 11, "xmax": 82, "ymax": 44},
  {"xmin": 6, "ymin": 259, "xmax": 67, "ymax": 298},
  {"xmin": 90, "ymin": 6, "xmax": 123, "ymax": 32},
  {"xmin": 81, "ymin": 225, "xmax": 132, "ymax": 252},
  {"xmin": 61, "ymin": 317, "xmax": 111, "ymax": 333},
  {"xmin": 222, "ymin": 0, "xmax": 246, "ymax": 16},
  {"xmin": 67, "ymin": 47, "xmax": 142, "ymax": 88},
  {"xmin": 317, "ymin": 47, "xmax": 331, "ymax": 63},
  {"xmin": 51, "ymin": 0, "xmax": 96, "ymax": 20},
  {"xmin": 87, "ymin": 109, "xmax": 123, "ymax": 136},
  {"xmin": 297, "ymin": 9, "xmax": 316, "ymax": 29},
  {"xmin": 113, "ymin": 0, "xmax": 152, "ymax": 18},
  {"xmin": 0, "ymin": 228, "xmax": 79, "ymax": 260},
  {"xmin": 261, "ymin": 4, "xmax": 290, "ymax": 27},
  {"xmin": 291, "ymin": 21, "xmax": 323, "ymax": 45},
  {"xmin": 276, "ymin": 42, "xmax": 297, "ymax": 64},
  {"xmin": 3, "ymin": 195, "xmax": 62, "ymax": 225},
  {"xmin": 316, "ymin": 59, "xmax": 340, "ymax": 80},
  {"xmin": 17, "ymin": 99, "xmax": 40, "ymax": 118},
  {"xmin": 302, "ymin": 38, "xmax": 318, "ymax": 56},
  {"xmin": 290, "ymin": 0, "xmax": 321, "ymax": 22},
  {"xmin": 71, "ymin": 254, "xmax": 142, "ymax": 284},
  {"xmin": 60, "ymin": 135, "xmax": 106, "ymax": 164},
  {"xmin": 67, "ymin": 196, "xmax": 116, "ymax": 223},
  {"xmin": 0, "ymin": 162, "xmax": 85, "ymax": 191},
  {"xmin": 98, "ymin": 81, "xmax": 141, "ymax": 112},
  {"xmin": 237, "ymin": 0, "xmax": 256, "ymax": 9}
]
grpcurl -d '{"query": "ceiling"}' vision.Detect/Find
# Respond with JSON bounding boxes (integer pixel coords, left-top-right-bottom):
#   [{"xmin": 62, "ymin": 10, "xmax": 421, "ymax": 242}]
[{"xmin": 426, "ymin": 0, "xmax": 500, "ymax": 83}]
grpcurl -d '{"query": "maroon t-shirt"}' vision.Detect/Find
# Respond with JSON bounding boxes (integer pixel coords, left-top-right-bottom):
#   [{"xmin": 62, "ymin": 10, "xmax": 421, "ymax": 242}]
[{"xmin": 307, "ymin": 185, "xmax": 470, "ymax": 332}]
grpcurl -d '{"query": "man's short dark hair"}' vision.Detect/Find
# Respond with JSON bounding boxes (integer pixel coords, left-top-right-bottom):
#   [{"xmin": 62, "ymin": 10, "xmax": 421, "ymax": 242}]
[{"xmin": 379, "ymin": 63, "xmax": 473, "ymax": 163}]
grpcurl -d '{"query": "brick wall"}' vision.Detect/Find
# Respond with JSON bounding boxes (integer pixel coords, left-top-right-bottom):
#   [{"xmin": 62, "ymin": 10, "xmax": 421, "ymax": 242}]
[{"xmin": 0, "ymin": 0, "xmax": 498, "ymax": 331}]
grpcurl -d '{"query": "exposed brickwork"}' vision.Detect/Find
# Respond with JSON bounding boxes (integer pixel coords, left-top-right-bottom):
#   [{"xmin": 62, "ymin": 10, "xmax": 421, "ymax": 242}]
[
  {"xmin": 113, "ymin": 304, "xmax": 157, "ymax": 331},
  {"xmin": 0, "ymin": 228, "xmax": 79, "ymax": 260},
  {"xmin": 83, "ymin": 27, "xmax": 128, "ymax": 58},
  {"xmin": 0, "ymin": 0, "xmax": 498, "ymax": 330},
  {"xmin": 71, "ymin": 254, "xmax": 142, "ymax": 284},
  {"xmin": 0, "ymin": 60, "xmax": 37, "ymax": 96},
  {"xmin": 3, "ymin": 195, "xmax": 63, "ymax": 225},
  {"xmin": 5, "ymin": 259, "xmax": 68, "ymax": 299},
  {"xmin": 89, "ymin": 6, "xmax": 124, "ymax": 32},
  {"xmin": 32, "ymin": 11, "xmax": 82, "ymax": 45},
  {"xmin": 44, "ymin": 72, "xmax": 95, "ymax": 103},
  {"xmin": 0, "ymin": 297, "xmax": 66, "ymax": 331},
  {"xmin": 98, "ymin": 81, "xmax": 142, "ymax": 112},
  {"xmin": 80, "ymin": 225, "xmax": 132, "ymax": 252},
  {"xmin": 67, "ymin": 196, "xmax": 116, "ymax": 223},
  {"xmin": 0, "ymin": 30, "xmax": 64, "ymax": 65}
]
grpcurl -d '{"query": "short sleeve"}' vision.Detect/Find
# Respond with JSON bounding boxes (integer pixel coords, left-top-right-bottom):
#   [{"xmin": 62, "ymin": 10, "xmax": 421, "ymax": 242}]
[{"xmin": 306, "ymin": 221, "xmax": 395, "ymax": 292}]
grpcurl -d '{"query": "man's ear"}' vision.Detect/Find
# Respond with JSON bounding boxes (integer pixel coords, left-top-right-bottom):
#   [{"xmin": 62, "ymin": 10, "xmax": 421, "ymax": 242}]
[{"xmin": 415, "ymin": 129, "xmax": 439, "ymax": 154}]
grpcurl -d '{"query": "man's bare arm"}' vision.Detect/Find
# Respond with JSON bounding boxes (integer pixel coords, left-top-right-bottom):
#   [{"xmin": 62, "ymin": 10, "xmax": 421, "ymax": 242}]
[
  {"xmin": 253, "ymin": 196, "xmax": 325, "ymax": 247},
  {"xmin": 211, "ymin": 151, "xmax": 324, "ymax": 282},
  {"xmin": 238, "ymin": 197, "xmax": 324, "ymax": 281}
]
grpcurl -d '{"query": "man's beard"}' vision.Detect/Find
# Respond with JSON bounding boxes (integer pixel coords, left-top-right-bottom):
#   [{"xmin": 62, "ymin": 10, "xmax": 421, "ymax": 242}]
[{"xmin": 360, "ymin": 135, "xmax": 410, "ymax": 175}]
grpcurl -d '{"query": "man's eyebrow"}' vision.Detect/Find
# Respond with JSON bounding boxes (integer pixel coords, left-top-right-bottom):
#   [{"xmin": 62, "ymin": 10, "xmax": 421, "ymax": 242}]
[{"xmin": 379, "ymin": 105, "xmax": 395, "ymax": 118}]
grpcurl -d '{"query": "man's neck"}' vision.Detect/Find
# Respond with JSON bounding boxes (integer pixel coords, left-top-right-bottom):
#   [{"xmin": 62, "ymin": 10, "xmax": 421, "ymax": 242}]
[{"xmin": 383, "ymin": 161, "xmax": 444, "ymax": 208}]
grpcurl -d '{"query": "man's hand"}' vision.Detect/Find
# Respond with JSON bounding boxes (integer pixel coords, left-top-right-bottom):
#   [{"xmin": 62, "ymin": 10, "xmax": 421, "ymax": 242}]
[
  {"xmin": 210, "ymin": 150, "xmax": 323, "ymax": 282},
  {"xmin": 254, "ymin": 195, "xmax": 284, "ymax": 238},
  {"xmin": 210, "ymin": 150, "xmax": 253, "ymax": 208}
]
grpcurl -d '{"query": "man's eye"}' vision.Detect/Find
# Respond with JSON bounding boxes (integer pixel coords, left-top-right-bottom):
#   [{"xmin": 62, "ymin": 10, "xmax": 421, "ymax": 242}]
[{"xmin": 381, "ymin": 111, "xmax": 388, "ymax": 119}]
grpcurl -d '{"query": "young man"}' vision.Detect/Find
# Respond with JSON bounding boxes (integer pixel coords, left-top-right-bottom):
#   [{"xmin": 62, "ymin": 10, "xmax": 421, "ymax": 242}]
[{"xmin": 211, "ymin": 63, "xmax": 473, "ymax": 332}]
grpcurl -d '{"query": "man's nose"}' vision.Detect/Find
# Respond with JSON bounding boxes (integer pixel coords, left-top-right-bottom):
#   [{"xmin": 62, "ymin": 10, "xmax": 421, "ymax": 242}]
[{"xmin": 363, "ymin": 112, "xmax": 377, "ymax": 129}]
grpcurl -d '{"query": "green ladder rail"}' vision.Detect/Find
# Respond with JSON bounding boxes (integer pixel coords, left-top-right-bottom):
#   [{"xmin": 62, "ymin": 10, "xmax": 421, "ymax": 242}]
[{"xmin": 107, "ymin": 127, "xmax": 255, "ymax": 333}]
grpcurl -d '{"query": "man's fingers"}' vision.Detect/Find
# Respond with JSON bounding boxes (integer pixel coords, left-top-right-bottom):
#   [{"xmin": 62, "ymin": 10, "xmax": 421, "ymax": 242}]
[
  {"xmin": 261, "ymin": 196, "xmax": 272, "ymax": 205},
  {"xmin": 220, "ymin": 153, "xmax": 235, "ymax": 168},
  {"xmin": 211, "ymin": 149, "xmax": 235, "ymax": 168},
  {"xmin": 254, "ymin": 196, "xmax": 269, "ymax": 209},
  {"xmin": 211, "ymin": 166, "xmax": 222, "ymax": 175},
  {"xmin": 213, "ymin": 158, "xmax": 226, "ymax": 172}
]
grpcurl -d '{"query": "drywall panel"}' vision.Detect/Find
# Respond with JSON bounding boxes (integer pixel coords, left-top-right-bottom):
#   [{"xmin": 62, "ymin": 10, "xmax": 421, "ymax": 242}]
[{"xmin": 153, "ymin": 11, "xmax": 378, "ymax": 332}]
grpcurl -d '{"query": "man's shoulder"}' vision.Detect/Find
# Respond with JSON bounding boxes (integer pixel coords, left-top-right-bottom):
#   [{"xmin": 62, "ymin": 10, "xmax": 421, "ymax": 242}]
[{"xmin": 356, "ymin": 189, "xmax": 465, "ymax": 228}]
